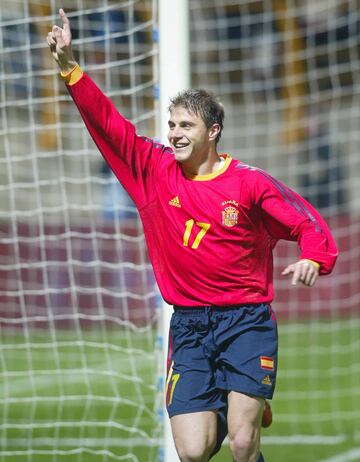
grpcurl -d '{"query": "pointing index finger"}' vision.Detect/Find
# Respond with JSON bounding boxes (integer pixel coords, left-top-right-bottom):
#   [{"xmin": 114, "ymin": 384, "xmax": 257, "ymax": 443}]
[{"xmin": 59, "ymin": 8, "xmax": 70, "ymax": 30}]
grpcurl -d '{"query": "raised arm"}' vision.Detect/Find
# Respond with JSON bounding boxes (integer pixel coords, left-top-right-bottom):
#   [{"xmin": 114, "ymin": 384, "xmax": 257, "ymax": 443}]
[
  {"xmin": 46, "ymin": 9, "xmax": 167, "ymax": 210},
  {"xmin": 47, "ymin": 9, "xmax": 77, "ymax": 73}
]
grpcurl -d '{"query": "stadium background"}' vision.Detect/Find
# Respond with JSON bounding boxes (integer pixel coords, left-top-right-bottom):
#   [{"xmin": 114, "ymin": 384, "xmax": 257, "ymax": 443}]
[{"xmin": 0, "ymin": 1, "xmax": 359, "ymax": 461}]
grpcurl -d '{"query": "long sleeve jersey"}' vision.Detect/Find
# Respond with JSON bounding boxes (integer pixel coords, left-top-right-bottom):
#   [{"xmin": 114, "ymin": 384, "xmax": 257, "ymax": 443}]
[{"xmin": 64, "ymin": 67, "xmax": 338, "ymax": 307}]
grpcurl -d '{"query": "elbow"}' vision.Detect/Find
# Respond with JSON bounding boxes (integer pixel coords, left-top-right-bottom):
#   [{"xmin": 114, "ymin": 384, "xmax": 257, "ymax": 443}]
[{"xmin": 319, "ymin": 251, "xmax": 339, "ymax": 275}]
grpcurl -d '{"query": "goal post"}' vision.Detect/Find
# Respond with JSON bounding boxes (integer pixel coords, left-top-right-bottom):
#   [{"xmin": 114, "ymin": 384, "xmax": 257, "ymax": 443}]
[{"xmin": 158, "ymin": 0, "xmax": 190, "ymax": 460}]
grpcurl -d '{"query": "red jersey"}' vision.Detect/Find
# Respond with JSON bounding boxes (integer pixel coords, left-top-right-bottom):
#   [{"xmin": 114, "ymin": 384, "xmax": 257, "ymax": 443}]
[{"xmin": 65, "ymin": 70, "xmax": 338, "ymax": 306}]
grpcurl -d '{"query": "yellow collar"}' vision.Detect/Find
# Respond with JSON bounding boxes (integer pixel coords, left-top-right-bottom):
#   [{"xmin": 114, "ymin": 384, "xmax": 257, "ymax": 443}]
[{"xmin": 184, "ymin": 155, "xmax": 232, "ymax": 181}]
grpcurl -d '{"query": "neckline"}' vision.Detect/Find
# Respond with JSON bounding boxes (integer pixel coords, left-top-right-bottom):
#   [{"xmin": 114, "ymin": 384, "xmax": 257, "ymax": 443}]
[{"xmin": 183, "ymin": 155, "xmax": 232, "ymax": 181}]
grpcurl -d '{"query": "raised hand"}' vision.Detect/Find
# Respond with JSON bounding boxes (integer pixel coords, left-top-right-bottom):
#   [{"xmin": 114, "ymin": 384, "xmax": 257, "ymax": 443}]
[
  {"xmin": 282, "ymin": 259, "xmax": 319, "ymax": 287},
  {"xmin": 47, "ymin": 8, "xmax": 76, "ymax": 72}
]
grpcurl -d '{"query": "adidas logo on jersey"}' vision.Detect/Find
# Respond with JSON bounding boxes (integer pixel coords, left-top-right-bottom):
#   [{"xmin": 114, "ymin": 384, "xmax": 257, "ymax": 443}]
[{"xmin": 169, "ymin": 196, "xmax": 181, "ymax": 208}]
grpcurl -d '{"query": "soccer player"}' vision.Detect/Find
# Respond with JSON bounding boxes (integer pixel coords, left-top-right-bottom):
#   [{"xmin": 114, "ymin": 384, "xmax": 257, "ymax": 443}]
[{"xmin": 47, "ymin": 10, "xmax": 338, "ymax": 462}]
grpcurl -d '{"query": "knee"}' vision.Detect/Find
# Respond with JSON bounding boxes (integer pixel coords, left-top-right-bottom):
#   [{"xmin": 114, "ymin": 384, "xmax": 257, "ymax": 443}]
[
  {"xmin": 228, "ymin": 423, "xmax": 259, "ymax": 458},
  {"xmin": 176, "ymin": 440, "xmax": 213, "ymax": 462}
]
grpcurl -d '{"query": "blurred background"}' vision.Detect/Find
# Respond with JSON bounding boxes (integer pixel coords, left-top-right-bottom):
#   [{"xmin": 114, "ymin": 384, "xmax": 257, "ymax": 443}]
[{"xmin": 0, "ymin": 1, "xmax": 359, "ymax": 461}]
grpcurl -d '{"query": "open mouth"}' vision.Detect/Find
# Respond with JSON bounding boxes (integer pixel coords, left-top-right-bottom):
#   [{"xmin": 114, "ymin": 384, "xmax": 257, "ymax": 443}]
[{"xmin": 174, "ymin": 143, "xmax": 189, "ymax": 150}]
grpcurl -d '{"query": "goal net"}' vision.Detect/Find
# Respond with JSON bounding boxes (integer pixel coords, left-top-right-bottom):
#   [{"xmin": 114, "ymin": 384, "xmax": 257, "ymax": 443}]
[
  {"xmin": 1, "ymin": 1, "xmax": 359, "ymax": 462},
  {"xmin": 0, "ymin": 1, "xmax": 162, "ymax": 461}
]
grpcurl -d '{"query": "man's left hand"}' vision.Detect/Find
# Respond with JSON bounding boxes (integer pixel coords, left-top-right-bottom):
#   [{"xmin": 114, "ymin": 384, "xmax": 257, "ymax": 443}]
[{"xmin": 282, "ymin": 259, "xmax": 320, "ymax": 287}]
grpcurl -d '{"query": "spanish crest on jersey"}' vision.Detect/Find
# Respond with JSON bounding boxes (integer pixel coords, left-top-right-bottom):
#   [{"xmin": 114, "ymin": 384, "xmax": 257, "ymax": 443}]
[{"xmin": 222, "ymin": 200, "xmax": 239, "ymax": 227}]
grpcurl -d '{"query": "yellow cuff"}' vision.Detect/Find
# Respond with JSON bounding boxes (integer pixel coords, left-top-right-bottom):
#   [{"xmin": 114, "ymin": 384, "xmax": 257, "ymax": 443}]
[
  {"xmin": 303, "ymin": 259, "xmax": 320, "ymax": 270},
  {"xmin": 60, "ymin": 64, "xmax": 83, "ymax": 86}
]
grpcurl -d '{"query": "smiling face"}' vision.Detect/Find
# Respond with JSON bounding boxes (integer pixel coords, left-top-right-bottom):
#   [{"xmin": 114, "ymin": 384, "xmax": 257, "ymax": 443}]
[{"xmin": 168, "ymin": 106, "xmax": 220, "ymax": 167}]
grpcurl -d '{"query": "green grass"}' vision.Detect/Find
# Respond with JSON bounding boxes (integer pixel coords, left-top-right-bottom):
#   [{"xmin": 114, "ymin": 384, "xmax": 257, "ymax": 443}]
[
  {"xmin": 0, "ymin": 328, "xmax": 160, "ymax": 462},
  {"xmin": 0, "ymin": 319, "xmax": 359, "ymax": 461}
]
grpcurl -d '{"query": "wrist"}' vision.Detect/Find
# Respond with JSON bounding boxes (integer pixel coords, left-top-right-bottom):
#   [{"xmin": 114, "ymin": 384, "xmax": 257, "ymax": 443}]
[
  {"xmin": 303, "ymin": 259, "xmax": 320, "ymax": 270},
  {"xmin": 60, "ymin": 63, "xmax": 83, "ymax": 85},
  {"xmin": 58, "ymin": 60, "xmax": 78, "ymax": 74}
]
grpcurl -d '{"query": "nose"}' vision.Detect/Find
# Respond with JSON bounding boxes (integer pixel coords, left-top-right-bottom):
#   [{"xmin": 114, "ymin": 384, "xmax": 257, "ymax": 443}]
[{"xmin": 169, "ymin": 126, "xmax": 183, "ymax": 140}]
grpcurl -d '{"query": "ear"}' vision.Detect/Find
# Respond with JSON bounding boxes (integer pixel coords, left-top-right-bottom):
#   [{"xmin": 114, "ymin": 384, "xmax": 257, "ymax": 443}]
[{"xmin": 208, "ymin": 123, "xmax": 221, "ymax": 142}]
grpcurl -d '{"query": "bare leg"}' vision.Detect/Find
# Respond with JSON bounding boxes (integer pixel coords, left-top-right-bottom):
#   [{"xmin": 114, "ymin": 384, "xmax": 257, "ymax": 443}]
[
  {"xmin": 227, "ymin": 392, "xmax": 264, "ymax": 462},
  {"xmin": 170, "ymin": 411, "xmax": 218, "ymax": 462}
]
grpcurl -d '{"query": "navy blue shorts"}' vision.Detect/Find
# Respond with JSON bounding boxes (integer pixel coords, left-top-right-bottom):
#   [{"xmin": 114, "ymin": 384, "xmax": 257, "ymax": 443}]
[{"xmin": 166, "ymin": 303, "xmax": 278, "ymax": 418}]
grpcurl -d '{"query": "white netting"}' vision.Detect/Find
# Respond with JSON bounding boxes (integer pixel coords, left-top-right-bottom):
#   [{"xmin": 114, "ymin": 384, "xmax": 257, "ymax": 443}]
[{"xmin": 0, "ymin": 1, "xmax": 161, "ymax": 461}]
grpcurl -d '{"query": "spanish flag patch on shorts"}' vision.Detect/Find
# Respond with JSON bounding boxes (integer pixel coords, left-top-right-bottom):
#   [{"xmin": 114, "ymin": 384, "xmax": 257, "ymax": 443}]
[{"xmin": 260, "ymin": 356, "xmax": 274, "ymax": 371}]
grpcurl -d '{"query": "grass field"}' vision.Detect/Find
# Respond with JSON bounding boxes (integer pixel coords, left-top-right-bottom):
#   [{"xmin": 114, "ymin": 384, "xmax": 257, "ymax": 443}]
[{"xmin": 0, "ymin": 319, "xmax": 359, "ymax": 462}]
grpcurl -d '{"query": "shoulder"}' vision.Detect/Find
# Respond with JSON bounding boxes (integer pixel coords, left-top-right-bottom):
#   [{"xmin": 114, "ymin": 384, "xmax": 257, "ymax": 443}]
[
  {"xmin": 232, "ymin": 160, "xmax": 291, "ymax": 204},
  {"xmin": 233, "ymin": 160, "xmax": 273, "ymax": 185},
  {"xmin": 234, "ymin": 160, "xmax": 267, "ymax": 173}
]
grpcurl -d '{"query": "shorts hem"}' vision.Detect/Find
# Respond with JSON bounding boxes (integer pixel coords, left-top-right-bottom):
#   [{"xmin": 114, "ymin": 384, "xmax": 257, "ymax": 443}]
[
  {"xmin": 222, "ymin": 385, "xmax": 275, "ymax": 400},
  {"xmin": 167, "ymin": 405, "xmax": 226, "ymax": 419}
]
